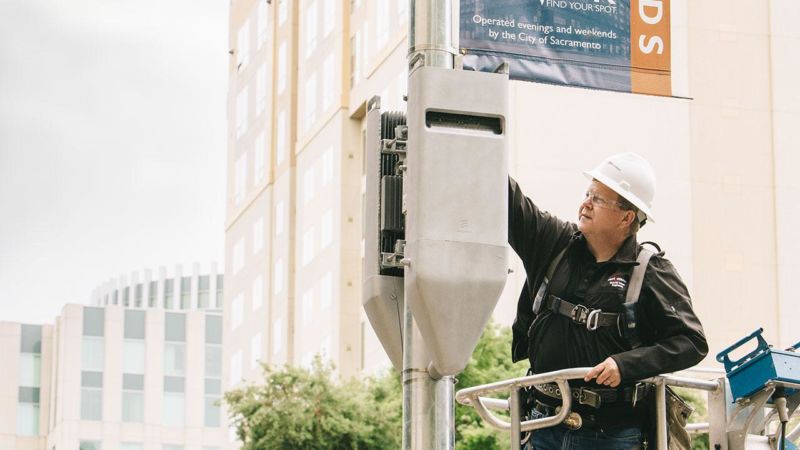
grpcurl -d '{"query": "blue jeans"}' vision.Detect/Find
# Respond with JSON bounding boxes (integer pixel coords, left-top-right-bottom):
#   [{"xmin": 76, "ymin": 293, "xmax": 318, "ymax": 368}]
[{"xmin": 524, "ymin": 409, "xmax": 643, "ymax": 450}]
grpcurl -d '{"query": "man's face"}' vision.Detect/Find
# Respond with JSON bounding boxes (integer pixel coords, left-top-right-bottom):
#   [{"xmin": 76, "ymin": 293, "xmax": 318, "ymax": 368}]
[{"xmin": 577, "ymin": 180, "xmax": 627, "ymax": 237}]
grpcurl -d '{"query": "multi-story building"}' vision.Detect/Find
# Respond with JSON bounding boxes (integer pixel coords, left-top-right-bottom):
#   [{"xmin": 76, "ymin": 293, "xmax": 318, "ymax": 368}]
[
  {"xmin": 224, "ymin": 0, "xmax": 800, "ymax": 400},
  {"xmin": 0, "ymin": 323, "xmax": 53, "ymax": 450},
  {"xmin": 0, "ymin": 267, "xmax": 226, "ymax": 450},
  {"xmin": 91, "ymin": 264, "xmax": 224, "ymax": 311}
]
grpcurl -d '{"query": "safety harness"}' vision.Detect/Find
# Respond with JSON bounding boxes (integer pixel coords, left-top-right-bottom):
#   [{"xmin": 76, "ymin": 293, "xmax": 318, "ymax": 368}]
[
  {"xmin": 527, "ymin": 241, "xmax": 660, "ymax": 409},
  {"xmin": 532, "ymin": 242, "xmax": 659, "ymax": 344}
]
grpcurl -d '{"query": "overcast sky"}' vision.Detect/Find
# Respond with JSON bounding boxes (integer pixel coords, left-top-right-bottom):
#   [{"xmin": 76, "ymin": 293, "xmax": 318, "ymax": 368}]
[{"xmin": 0, "ymin": 0, "xmax": 230, "ymax": 324}]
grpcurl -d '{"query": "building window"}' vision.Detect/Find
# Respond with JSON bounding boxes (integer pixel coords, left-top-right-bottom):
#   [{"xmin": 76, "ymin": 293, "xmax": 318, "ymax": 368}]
[
  {"xmin": 304, "ymin": 72, "xmax": 317, "ymax": 129},
  {"xmin": 180, "ymin": 276, "xmax": 191, "ymax": 309},
  {"xmin": 364, "ymin": 22, "xmax": 370, "ymax": 64},
  {"xmin": 302, "ymin": 227, "xmax": 315, "ymax": 266},
  {"xmin": 237, "ymin": 19, "xmax": 250, "ymax": 70},
  {"xmin": 303, "ymin": 165, "xmax": 316, "ymax": 205},
  {"xmin": 124, "ymin": 310, "xmax": 145, "ymax": 339},
  {"xmin": 80, "ymin": 369, "xmax": 103, "ymax": 420},
  {"xmin": 230, "ymin": 350, "xmax": 243, "ymax": 385},
  {"xmin": 253, "ymin": 217, "xmax": 264, "ymax": 254},
  {"xmin": 273, "ymin": 319, "xmax": 283, "ymax": 355},
  {"xmin": 165, "ymin": 312, "xmax": 186, "ymax": 342},
  {"xmin": 163, "ymin": 393, "xmax": 185, "ymax": 427},
  {"xmin": 251, "ymin": 333, "xmax": 262, "ymax": 369},
  {"xmin": 257, "ymin": 1, "xmax": 269, "ymax": 48},
  {"xmin": 255, "ymin": 132, "xmax": 265, "ymax": 185},
  {"xmin": 321, "ymin": 272, "xmax": 332, "ymax": 310},
  {"xmin": 81, "ymin": 309, "xmax": 104, "ymax": 421},
  {"xmin": 206, "ymin": 345, "xmax": 222, "ymax": 377},
  {"xmin": 134, "ymin": 283, "xmax": 143, "ymax": 308},
  {"xmin": 305, "ymin": 0, "xmax": 318, "ymax": 59},
  {"xmin": 236, "ymin": 87, "xmax": 249, "ymax": 138},
  {"xmin": 80, "ymin": 441, "xmax": 102, "ymax": 450},
  {"xmin": 84, "ymin": 307, "xmax": 104, "ymax": 336},
  {"xmin": 320, "ymin": 335, "xmax": 331, "ymax": 359},
  {"xmin": 350, "ymin": 32, "xmax": 360, "ymax": 87},
  {"xmin": 198, "ymin": 276, "xmax": 210, "ymax": 308},
  {"xmin": 274, "ymin": 259, "xmax": 284, "ymax": 294},
  {"xmin": 164, "ymin": 279, "xmax": 174, "ymax": 310},
  {"xmin": 205, "ymin": 315, "xmax": 222, "ymax": 427},
  {"xmin": 123, "ymin": 286, "xmax": 130, "ymax": 307},
  {"xmin": 216, "ymin": 275, "xmax": 224, "ymax": 308},
  {"xmin": 17, "ymin": 325, "xmax": 41, "ymax": 436},
  {"xmin": 252, "ymin": 275, "xmax": 263, "ymax": 311},
  {"xmin": 276, "ymin": 111, "xmax": 287, "ymax": 164},
  {"xmin": 322, "ymin": 146, "xmax": 333, "ymax": 184},
  {"xmin": 122, "ymin": 374, "xmax": 144, "ymax": 422},
  {"xmin": 122, "ymin": 341, "xmax": 145, "ymax": 373},
  {"xmin": 206, "ymin": 314, "xmax": 222, "ymax": 346},
  {"xmin": 17, "ymin": 402, "xmax": 39, "ymax": 436},
  {"xmin": 398, "ymin": 0, "xmax": 407, "ymax": 23},
  {"xmin": 123, "ymin": 310, "xmax": 145, "ymax": 422},
  {"xmin": 323, "ymin": 0, "xmax": 334, "ymax": 36},
  {"xmin": 231, "ymin": 294, "xmax": 243, "ymax": 330},
  {"xmin": 302, "ymin": 289, "xmax": 313, "ymax": 325},
  {"xmin": 376, "ymin": 0, "xmax": 388, "ymax": 49},
  {"xmin": 233, "ymin": 237, "xmax": 245, "ymax": 274},
  {"xmin": 235, "ymin": 151, "xmax": 247, "ymax": 205},
  {"xmin": 321, "ymin": 209, "xmax": 333, "ymax": 249},
  {"xmin": 148, "ymin": 281, "xmax": 158, "ymax": 308},
  {"xmin": 279, "ymin": 0, "xmax": 288, "ymax": 25},
  {"xmin": 277, "ymin": 41, "xmax": 287, "ymax": 94},
  {"xmin": 275, "ymin": 201, "xmax": 285, "ymax": 236},
  {"xmin": 323, "ymin": 54, "xmax": 334, "ymax": 110},
  {"xmin": 256, "ymin": 64, "xmax": 267, "ymax": 115},
  {"xmin": 164, "ymin": 313, "xmax": 185, "ymax": 427}
]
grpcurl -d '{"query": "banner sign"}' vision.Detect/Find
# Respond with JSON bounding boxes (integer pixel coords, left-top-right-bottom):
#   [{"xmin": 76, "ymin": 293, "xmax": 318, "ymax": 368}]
[{"xmin": 460, "ymin": 0, "xmax": 672, "ymax": 96}]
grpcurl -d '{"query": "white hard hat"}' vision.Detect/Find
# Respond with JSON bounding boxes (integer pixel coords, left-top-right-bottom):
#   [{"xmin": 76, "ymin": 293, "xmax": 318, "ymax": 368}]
[{"xmin": 583, "ymin": 152, "xmax": 656, "ymax": 224}]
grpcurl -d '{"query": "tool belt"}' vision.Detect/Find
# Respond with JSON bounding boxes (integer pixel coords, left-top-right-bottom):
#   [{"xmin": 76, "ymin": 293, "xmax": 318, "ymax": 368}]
[
  {"xmin": 539, "ymin": 294, "xmax": 620, "ymax": 331},
  {"xmin": 533, "ymin": 382, "xmax": 652, "ymax": 409}
]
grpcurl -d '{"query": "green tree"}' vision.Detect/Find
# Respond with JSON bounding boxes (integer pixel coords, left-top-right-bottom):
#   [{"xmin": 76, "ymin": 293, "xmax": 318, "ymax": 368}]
[
  {"xmin": 224, "ymin": 358, "xmax": 401, "ymax": 450},
  {"xmin": 455, "ymin": 319, "xmax": 529, "ymax": 450},
  {"xmin": 224, "ymin": 320, "xmax": 526, "ymax": 450}
]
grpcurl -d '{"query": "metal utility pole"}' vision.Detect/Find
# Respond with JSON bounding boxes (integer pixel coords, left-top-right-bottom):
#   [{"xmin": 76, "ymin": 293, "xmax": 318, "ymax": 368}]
[
  {"xmin": 403, "ymin": 4, "xmax": 458, "ymax": 450},
  {"xmin": 363, "ymin": 2, "xmax": 508, "ymax": 450}
]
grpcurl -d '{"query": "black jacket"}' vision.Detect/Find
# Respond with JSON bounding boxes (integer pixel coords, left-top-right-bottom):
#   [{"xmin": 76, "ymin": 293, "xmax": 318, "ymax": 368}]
[{"xmin": 509, "ymin": 177, "xmax": 708, "ymax": 384}]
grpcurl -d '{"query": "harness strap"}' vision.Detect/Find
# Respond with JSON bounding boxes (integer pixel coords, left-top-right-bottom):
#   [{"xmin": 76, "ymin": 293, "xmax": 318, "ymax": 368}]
[
  {"xmin": 622, "ymin": 245, "xmax": 657, "ymax": 348},
  {"xmin": 531, "ymin": 247, "xmax": 567, "ymax": 315},
  {"xmin": 542, "ymin": 294, "xmax": 620, "ymax": 331}
]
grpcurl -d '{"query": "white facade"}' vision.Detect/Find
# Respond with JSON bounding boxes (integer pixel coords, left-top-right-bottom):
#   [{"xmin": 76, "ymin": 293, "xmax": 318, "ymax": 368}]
[{"xmin": 1, "ymin": 268, "xmax": 226, "ymax": 450}]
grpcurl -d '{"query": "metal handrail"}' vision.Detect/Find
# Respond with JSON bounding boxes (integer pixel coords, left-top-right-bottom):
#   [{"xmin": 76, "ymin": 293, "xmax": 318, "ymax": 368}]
[
  {"xmin": 456, "ymin": 367, "xmax": 586, "ymax": 434},
  {"xmin": 455, "ymin": 368, "xmax": 723, "ymax": 450}
]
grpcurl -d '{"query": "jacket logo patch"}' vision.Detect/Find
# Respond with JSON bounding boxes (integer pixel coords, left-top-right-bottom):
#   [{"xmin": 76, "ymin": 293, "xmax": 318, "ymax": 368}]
[{"xmin": 607, "ymin": 273, "xmax": 627, "ymax": 290}]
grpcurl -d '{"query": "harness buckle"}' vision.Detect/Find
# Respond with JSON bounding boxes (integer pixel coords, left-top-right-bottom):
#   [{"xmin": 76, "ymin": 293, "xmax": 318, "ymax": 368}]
[
  {"xmin": 570, "ymin": 304, "xmax": 590, "ymax": 324},
  {"xmin": 586, "ymin": 309, "xmax": 601, "ymax": 331},
  {"xmin": 576, "ymin": 387, "xmax": 602, "ymax": 408}
]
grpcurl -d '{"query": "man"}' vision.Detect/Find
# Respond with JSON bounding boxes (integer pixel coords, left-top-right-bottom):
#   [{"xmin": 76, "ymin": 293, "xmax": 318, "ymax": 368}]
[{"xmin": 509, "ymin": 152, "xmax": 708, "ymax": 449}]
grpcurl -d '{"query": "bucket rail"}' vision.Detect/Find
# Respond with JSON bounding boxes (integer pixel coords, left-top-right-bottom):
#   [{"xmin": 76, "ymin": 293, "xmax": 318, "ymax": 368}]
[{"xmin": 455, "ymin": 368, "xmax": 722, "ymax": 450}]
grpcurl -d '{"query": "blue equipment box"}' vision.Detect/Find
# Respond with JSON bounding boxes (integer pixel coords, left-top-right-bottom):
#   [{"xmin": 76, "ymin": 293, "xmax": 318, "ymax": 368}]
[{"xmin": 716, "ymin": 328, "xmax": 800, "ymax": 401}]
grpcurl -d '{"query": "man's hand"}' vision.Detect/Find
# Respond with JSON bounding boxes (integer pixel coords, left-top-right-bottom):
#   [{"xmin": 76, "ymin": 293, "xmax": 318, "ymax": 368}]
[{"xmin": 584, "ymin": 357, "xmax": 621, "ymax": 387}]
